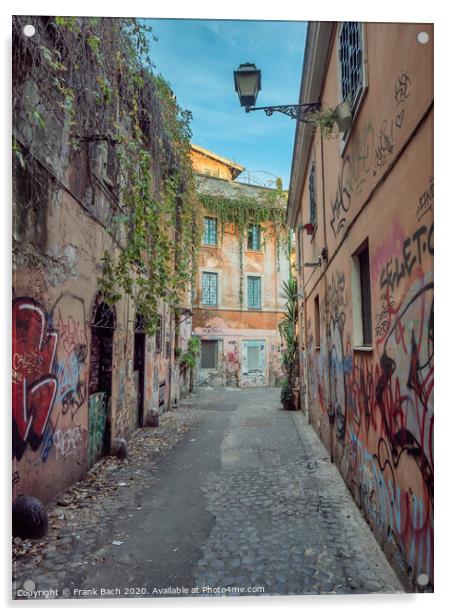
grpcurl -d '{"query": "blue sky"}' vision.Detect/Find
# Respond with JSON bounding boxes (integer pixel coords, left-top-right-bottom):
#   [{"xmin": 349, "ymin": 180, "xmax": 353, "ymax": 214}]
[{"xmin": 144, "ymin": 19, "xmax": 307, "ymax": 189}]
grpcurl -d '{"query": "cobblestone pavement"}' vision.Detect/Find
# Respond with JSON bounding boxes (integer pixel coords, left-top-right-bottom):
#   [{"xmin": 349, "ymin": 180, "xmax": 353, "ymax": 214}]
[
  {"xmin": 194, "ymin": 388, "xmax": 403, "ymax": 596},
  {"xmin": 12, "ymin": 388, "xmax": 404, "ymax": 600}
]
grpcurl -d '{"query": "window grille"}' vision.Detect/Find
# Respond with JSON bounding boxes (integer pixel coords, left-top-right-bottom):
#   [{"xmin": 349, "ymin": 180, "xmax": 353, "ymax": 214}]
[
  {"xmin": 247, "ymin": 224, "xmax": 261, "ymax": 250},
  {"xmin": 309, "ymin": 164, "xmax": 317, "ymax": 227},
  {"xmin": 201, "ymin": 340, "xmax": 218, "ymax": 369},
  {"xmin": 203, "ymin": 217, "xmax": 218, "ymax": 245},
  {"xmin": 105, "ymin": 142, "xmax": 117, "ymax": 185},
  {"xmin": 247, "ymin": 276, "xmax": 261, "ymax": 309},
  {"xmin": 202, "ymin": 272, "xmax": 218, "ymax": 306},
  {"xmin": 339, "ymin": 22, "xmax": 363, "ymax": 108}
]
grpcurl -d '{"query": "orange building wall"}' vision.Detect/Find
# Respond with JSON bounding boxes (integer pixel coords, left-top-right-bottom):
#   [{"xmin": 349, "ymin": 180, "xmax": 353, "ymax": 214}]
[
  {"xmin": 191, "ymin": 149, "xmax": 236, "ymax": 180},
  {"xmin": 194, "ymin": 216, "xmax": 289, "ymax": 387},
  {"xmin": 295, "ymin": 23, "xmax": 433, "ymax": 588}
]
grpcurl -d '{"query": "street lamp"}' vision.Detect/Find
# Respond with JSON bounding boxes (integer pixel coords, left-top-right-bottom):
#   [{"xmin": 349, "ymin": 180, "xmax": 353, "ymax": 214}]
[{"xmin": 233, "ymin": 63, "xmax": 320, "ymax": 122}]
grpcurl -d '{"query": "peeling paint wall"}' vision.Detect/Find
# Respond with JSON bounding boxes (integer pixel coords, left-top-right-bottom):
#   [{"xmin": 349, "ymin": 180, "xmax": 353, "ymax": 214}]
[
  {"xmin": 12, "ymin": 84, "xmax": 181, "ymax": 506},
  {"xmin": 294, "ymin": 23, "xmax": 433, "ymax": 588},
  {"xmin": 191, "ymin": 172, "xmax": 289, "ymax": 388}
]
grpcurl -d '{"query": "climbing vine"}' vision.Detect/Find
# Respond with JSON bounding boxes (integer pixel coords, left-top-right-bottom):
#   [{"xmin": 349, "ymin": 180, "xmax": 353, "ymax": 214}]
[
  {"xmin": 12, "ymin": 16, "xmax": 202, "ymax": 334},
  {"xmin": 198, "ymin": 190, "xmax": 289, "ymax": 306}
]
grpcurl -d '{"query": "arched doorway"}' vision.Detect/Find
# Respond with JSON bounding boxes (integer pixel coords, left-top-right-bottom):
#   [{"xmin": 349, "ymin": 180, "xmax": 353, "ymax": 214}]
[{"xmin": 88, "ymin": 293, "xmax": 116, "ymax": 466}]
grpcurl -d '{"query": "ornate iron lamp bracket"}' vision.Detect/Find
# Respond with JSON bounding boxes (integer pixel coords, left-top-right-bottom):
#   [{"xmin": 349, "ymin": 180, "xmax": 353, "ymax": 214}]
[{"xmin": 245, "ymin": 102, "xmax": 320, "ymax": 122}]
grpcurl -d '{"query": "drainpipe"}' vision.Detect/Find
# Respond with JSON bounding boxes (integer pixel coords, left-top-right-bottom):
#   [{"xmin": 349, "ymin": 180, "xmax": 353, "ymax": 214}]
[{"xmin": 320, "ymin": 131, "xmax": 334, "ymax": 464}]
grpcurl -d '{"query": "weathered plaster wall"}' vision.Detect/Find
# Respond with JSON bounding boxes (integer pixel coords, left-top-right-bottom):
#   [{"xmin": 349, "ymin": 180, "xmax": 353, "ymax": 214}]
[
  {"xmin": 191, "ymin": 169, "xmax": 289, "ymax": 388},
  {"xmin": 296, "ymin": 23, "xmax": 433, "ymax": 587},
  {"xmin": 12, "ymin": 145, "xmax": 178, "ymax": 505}
]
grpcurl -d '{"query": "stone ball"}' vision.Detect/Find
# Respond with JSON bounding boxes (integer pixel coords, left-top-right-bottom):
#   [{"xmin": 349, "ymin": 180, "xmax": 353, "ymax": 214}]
[
  {"xmin": 111, "ymin": 438, "xmax": 128, "ymax": 460},
  {"xmin": 12, "ymin": 495, "xmax": 48, "ymax": 539}
]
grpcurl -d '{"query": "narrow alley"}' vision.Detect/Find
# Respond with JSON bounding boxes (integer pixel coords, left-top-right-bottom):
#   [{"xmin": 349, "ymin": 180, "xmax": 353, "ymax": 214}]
[{"xmin": 13, "ymin": 388, "xmax": 403, "ymax": 598}]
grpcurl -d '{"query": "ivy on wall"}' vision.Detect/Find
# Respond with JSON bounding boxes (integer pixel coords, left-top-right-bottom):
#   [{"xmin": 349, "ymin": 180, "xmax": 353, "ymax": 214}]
[
  {"xmin": 12, "ymin": 16, "xmax": 202, "ymax": 334},
  {"xmin": 198, "ymin": 191, "xmax": 289, "ymax": 306}
]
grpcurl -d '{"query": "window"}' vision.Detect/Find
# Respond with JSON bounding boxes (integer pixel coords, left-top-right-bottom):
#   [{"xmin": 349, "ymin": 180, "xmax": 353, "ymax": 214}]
[
  {"xmin": 204, "ymin": 168, "xmax": 220, "ymax": 177},
  {"xmin": 202, "ymin": 272, "xmax": 218, "ymax": 306},
  {"xmin": 247, "ymin": 276, "xmax": 261, "ymax": 310},
  {"xmin": 201, "ymin": 340, "xmax": 218, "ymax": 369},
  {"xmin": 203, "ymin": 217, "xmax": 218, "ymax": 245},
  {"xmin": 352, "ymin": 241, "xmax": 372, "ymax": 347},
  {"xmin": 359, "ymin": 244, "xmax": 372, "ymax": 345},
  {"xmin": 339, "ymin": 22, "xmax": 364, "ymax": 109},
  {"xmin": 104, "ymin": 141, "xmax": 118, "ymax": 189},
  {"xmin": 309, "ymin": 163, "xmax": 317, "ymax": 227},
  {"xmin": 314, "ymin": 295, "xmax": 320, "ymax": 349},
  {"xmin": 247, "ymin": 224, "xmax": 261, "ymax": 250}
]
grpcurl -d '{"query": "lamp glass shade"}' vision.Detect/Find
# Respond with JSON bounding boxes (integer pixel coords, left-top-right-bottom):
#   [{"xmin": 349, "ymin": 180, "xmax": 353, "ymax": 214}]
[{"xmin": 234, "ymin": 63, "xmax": 261, "ymax": 108}]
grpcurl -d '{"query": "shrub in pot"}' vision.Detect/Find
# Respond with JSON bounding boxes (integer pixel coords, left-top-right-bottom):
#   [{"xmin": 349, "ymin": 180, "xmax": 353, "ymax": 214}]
[{"xmin": 280, "ymin": 381, "xmax": 295, "ymax": 411}]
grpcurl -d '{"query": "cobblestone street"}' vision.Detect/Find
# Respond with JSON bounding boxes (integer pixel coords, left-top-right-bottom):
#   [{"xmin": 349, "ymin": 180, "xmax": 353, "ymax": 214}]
[{"xmin": 13, "ymin": 388, "xmax": 403, "ymax": 599}]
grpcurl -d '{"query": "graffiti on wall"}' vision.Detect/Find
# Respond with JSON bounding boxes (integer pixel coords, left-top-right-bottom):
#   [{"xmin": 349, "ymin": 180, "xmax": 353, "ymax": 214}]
[
  {"xmin": 242, "ymin": 340, "xmax": 266, "ymax": 387},
  {"xmin": 349, "ymin": 263, "xmax": 433, "ymax": 581},
  {"xmin": 224, "ymin": 341, "xmax": 241, "ymax": 387},
  {"xmin": 305, "ymin": 214, "xmax": 433, "ymax": 582},
  {"xmin": 88, "ymin": 392, "xmax": 107, "ymax": 466},
  {"xmin": 417, "ymin": 177, "xmax": 434, "ymax": 222},
  {"xmin": 13, "ymin": 298, "xmax": 59, "ymax": 460},
  {"xmin": 327, "ymin": 272, "xmax": 352, "ymax": 441},
  {"xmin": 379, "ymin": 224, "xmax": 433, "ymax": 294},
  {"xmin": 330, "ymin": 73, "xmax": 412, "ymax": 238},
  {"xmin": 53, "ymin": 425, "xmax": 86, "ymax": 458}
]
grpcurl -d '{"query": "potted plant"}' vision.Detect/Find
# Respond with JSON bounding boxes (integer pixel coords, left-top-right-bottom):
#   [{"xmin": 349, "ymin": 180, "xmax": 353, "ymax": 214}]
[
  {"xmin": 307, "ymin": 100, "xmax": 352, "ymax": 138},
  {"xmin": 335, "ymin": 100, "xmax": 352, "ymax": 133},
  {"xmin": 280, "ymin": 381, "xmax": 296, "ymax": 411},
  {"xmin": 278, "ymin": 277, "xmax": 300, "ymax": 410}
]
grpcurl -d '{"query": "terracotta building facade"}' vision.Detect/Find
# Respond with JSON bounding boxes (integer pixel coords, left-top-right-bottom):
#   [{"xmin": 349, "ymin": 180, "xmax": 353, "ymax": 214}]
[
  {"xmin": 191, "ymin": 146, "xmax": 289, "ymax": 388},
  {"xmin": 12, "ymin": 18, "xmax": 194, "ymax": 504},
  {"xmin": 287, "ymin": 22, "xmax": 433, "ymax": 588}
]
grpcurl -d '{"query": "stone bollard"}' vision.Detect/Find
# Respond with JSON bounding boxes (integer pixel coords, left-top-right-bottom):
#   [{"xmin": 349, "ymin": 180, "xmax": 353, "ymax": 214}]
[
  {"xmin": 12, "ymin": 495, "xmax": 48, "ymax": 539},
  {"xmin": 144, "ymin": 408, "xmax": 159, "ymax": 428},
  {"xmin": 111, "ymin": 438, "xmax": 128, "ymax": 460}
]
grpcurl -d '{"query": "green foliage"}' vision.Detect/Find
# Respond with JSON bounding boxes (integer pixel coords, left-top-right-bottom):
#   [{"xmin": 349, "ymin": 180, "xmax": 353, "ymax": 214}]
[
  {"xmin": 280, "ymin": 380, "xmax": 295, "ymax": 403},
  {"xmin": 306, "ymin": 106, "xmax": 339, "ymax": 139},
  {"xmin": 199, "ymin": 190, "xmax": 289, "ymax": 307},
  {"xmin": 179, "ymin": 336, "xmax": 201, "ymax": 369},
  {"xmin": 13, "ymin": 16, "xmax": 202, "ymax": 335},
  {"xmin": 278, "ymin": 277, "xmax": 299, "ymax": 388}
]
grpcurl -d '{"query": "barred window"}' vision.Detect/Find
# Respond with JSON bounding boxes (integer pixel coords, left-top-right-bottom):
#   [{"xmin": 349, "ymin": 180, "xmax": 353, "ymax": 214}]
[
  {"xmin": 202, "ymin": 272, "xmax": 218, "ymax": 306},
  {"xmin": 104, "ymin": 141, "xmax": 118, "ymax": 189},
  {"xmin": 339, "ymin": 22, "xmax": 364, "ymax": 108},
  {"xmin": 247, "ymin": 224, "xmax": 261, "ymax": 250},
  {"xmin": 309, "ymin": 164, "xmax": 317, "ymax": 227},
  {"xmin": 247, "ymin": 276, "xmax": 261, "ymax": 310},
  {"xmin": 203, "ymin": 217, "xmax": 218, "ymax": 245},
  {"xmin": 201, "ymin": 340, "xmax": 218, "ymax": 369}
]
